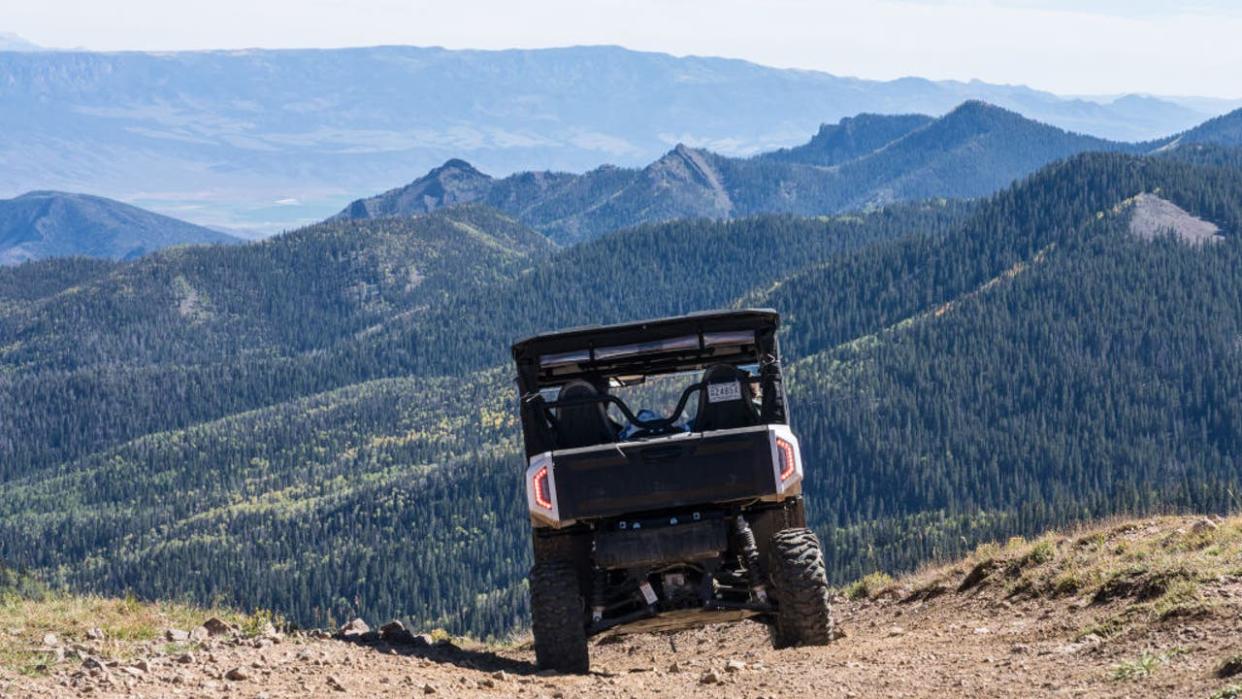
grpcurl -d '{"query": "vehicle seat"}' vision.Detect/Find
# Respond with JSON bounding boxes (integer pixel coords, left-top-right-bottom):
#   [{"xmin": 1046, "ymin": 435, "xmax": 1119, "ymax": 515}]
[
  {"xmin": 555, "ymin": 379, "xmax": 617, "ymax": 449},
  {"xmin": 694, "ymin": 364, "xmax": 759, "ymax": 432}
]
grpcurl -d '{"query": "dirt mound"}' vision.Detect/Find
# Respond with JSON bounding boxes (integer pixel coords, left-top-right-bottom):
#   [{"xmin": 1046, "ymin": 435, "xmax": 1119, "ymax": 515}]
[{"xmin": 5, "ymin": 516, "xmax": 1242, "ymax": 698}]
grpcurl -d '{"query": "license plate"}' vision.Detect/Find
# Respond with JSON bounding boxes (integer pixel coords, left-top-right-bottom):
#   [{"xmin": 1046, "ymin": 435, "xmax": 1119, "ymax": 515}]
[{"xmin": 707, "ymin": 380, "xmax": 742, "ymax": 403}]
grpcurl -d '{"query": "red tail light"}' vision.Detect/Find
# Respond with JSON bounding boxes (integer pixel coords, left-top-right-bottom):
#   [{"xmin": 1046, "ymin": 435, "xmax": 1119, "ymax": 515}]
[
  {"xmin": 533, "ymin": 465, "xmax": 553, "ymax": 509},
  {"xmin": 776, "ymin": 438, "xmax": 796, "ymax": 481}
]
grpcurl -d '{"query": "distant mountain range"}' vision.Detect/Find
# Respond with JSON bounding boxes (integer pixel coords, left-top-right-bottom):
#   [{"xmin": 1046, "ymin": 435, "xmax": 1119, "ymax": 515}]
[
  {"xmin": 7, "ymin": 102, "xmax": 1240, "ymax": 261},
  {"xmin": 0, "ymin": 32, "xmax": 41, "ymax": 52},
  {"xmin": 1, "ymin": 44, "xmax": 1239, "ymax": 233},
  {"xmin": 339, "ymin": 102, "xmax": 1242, "ymax": 244},
  {"xmin": 0, "ymin": 191, "xmax": 239, "ymax": 265}
]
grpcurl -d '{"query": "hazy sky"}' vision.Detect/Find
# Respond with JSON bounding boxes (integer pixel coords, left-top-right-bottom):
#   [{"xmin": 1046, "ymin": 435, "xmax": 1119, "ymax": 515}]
[{"xmin": 4, "ymin": 0, "xmax": 1241, "ymax": 98}]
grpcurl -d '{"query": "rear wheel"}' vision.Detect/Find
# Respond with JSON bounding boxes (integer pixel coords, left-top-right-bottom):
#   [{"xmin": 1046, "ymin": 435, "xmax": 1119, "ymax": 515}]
[
  {"xmin": 530, "ymin": 560, "xmax": 590, "ymax": 673},
  {"xmin": 767, "ymin": 527, "xmax": 834, "ymax": 648}
]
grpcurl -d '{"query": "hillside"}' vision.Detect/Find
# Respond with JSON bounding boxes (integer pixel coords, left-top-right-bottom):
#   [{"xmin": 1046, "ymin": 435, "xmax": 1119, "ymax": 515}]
[
  {"xmin": 757, "ymin": 113, "xmax": 935, "ymax": 166},
  {"xmin": 1168, "ymin": 108, "xmax": 1242, "ymax": 149},
  {"xmin": 0, "ymin": 46, "xmax": 1223, "ymax": 232},
  {"xmin": 4, "ymin": 516, "xmax": 1241, "ymax": 698},
  {"xmin": 337, "ymin": 102, "xmax": 1155, "ymax": 244},
  {"xmin": 0, "ymin": 191, "xmax": 239, "ymax": 265},
  {"xmin": 0, "ymin": 151, "xmax": 1239, "ymax": 642},
  {"xmin": 0, "ymin": 205, "xmax": 554, "ymax": 473}
]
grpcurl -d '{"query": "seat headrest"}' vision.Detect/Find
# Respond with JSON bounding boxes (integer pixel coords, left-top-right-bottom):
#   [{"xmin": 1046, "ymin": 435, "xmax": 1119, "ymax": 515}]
[
  {"xmin": 695, "ymin": 364, "xmax": 759, "ymax": 432},
  {"xmin": 555, "ymin": 379, "xmax": 616, "ymax": 449}
]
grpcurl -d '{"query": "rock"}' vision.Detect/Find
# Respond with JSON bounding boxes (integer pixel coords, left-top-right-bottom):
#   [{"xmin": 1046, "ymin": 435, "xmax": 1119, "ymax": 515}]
[
  {"xmin": 700, "ymin": 670, "xmax": 722, "ymax": 684},
  {"xmin": 379, "ymin": 620, "xmax": 416, "ymax": 644},
  {"xmin": 41, "ymin": 633, "xmax": 60, "ymax": 647},
  {"xmin": 337, "ymin": 618, "xmax": 370, "ymax": 638},
  {"xmin": 412, "ymin": 633, "xmax": 434, "ymax": 647},
  {"xmin": 491, "ymin": 670, "xmax": 508, "ymax": 682},
  {"xmin": 225, "ymin": 666, "xmax": 251, "ymax": 681},
  {"xmin": 1193, "ymin": 518, "xmax": 1220, "ymax": 534},
  {"xmin": 85, "ymin": 627, "xmax": 105, "ymax": 641},
  {"xmin": 422, "ymin": 682, "xmax": 437, "ymax": 694},
  {"xmin": 478, "ymin": 678, "xmax": 496, "ymax": 688},
  {"xmin": 974, "ymin": 627, "xmax": 991, "ymax": 635},
  {"xmin": 668, "ymin": 661, "xmax": 682, "ymax": 673},
  {"xmin": 165, "ymin": 628, "xmax": 190, "ymax": 642},
  {"xmin": 725, "ymin": 659, "xmax": 747, "ymax": 673},
  {"xmin": 326, "ymin": 675, "xmax": 347, "ymax": 692},
  {"xmin": 888, "ymin": 626, "xmax": 905, "ymax": 637},
  {"xmin": 175, "ymin": 653, "xmax": 195, "ymax": 664},
  {"xmin": 201, "ymin": 617, "xmax": 235, "ymax": 637},
  {"xmin": 132, "ymin": 659, "xmax": 151, "ymax": 673}
]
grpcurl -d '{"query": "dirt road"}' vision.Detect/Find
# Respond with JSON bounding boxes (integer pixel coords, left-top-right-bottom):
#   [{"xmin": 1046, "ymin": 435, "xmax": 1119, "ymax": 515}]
[{"xmin": 6, "ymin": 516, "xmax": 1242, "ymax": 698}]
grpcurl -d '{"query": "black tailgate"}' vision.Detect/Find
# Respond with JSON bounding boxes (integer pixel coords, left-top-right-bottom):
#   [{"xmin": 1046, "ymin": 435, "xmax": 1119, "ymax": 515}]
[{"xmin": 552, "ymin": 429, "xmax": 775, "ymax": 520}]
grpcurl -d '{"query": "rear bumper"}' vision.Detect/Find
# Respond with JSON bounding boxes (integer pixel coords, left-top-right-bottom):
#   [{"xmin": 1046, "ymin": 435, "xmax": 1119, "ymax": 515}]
[{"xmin": 526, "ymin": 424, "xmax": 803, "ymax": 528}]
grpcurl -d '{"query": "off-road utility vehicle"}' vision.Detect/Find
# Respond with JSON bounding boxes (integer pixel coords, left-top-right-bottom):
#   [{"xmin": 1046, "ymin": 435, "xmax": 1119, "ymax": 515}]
[{"xmin": 512, "ymin": 309, "xmax": 833, "ymax": 673}]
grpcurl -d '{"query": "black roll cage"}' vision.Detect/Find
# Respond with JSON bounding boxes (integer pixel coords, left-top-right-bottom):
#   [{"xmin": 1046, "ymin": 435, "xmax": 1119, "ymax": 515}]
[
  {"xmin": 511, "ymin": 309, "xmax": 787, "ymax": 458},
  {"xmin": 535, "ymin": 375, "xmax": 763, "ymax": 434}
]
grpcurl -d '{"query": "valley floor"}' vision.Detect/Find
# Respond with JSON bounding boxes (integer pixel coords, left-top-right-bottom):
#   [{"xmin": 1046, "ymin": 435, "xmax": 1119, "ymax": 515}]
[{"xmin": 4, "ymin": 515, "xmax": 1242, "ymax": 698}]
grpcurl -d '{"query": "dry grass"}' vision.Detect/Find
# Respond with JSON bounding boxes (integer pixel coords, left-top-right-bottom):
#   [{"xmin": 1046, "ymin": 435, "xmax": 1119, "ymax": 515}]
[
  {"xmin": 878, "ymin": 515, "xmax": 1242, "ymax": 640},
  {"xmin": 0, "ymin": 590, "xmax": 271, "ymax": 676},
  {"xmin": 842, "ymin": 571, "xmax": 896, "ymax": 600}
]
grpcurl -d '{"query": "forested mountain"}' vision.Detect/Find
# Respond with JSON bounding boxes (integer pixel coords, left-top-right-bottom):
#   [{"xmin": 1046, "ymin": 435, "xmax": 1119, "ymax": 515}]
[
  {"xmin": 0, "ymin": 202, "xmax": 951, "ymax": 634},
  {"xmin": 0, "ymin": 46, "xmax": 1225, "ymax": 232},
  {"xmin": 1, "ymin": 150, "xmax": 1239, "ymax": 642},
  {"xmin": 0, "ymin": 191, "xmax": 239, "ymax": 265},
  {"xmin": 0, "ymin": 206, "xmax": 554, "ymax": 474},
  {"xmin": 1165, "ymin": 107, "xmax": 1242, "ymax": 148},
  {"xmin": 338, "ymin": 102, "xmax": 1162, "ymax": 244}
]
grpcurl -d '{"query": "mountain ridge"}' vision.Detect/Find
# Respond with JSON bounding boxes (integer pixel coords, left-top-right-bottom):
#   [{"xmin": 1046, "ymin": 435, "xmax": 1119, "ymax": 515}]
[
  {"xmin": 0, "ymin": 44, "xmax": 1230, "ymax": 232},
  {"xmin": 0, "ymin": 190, "xmax": 240, "ymax": 265},
  {"xmin": 338, "ymin": 101, "xmax": 1168, "ymax": 243}
]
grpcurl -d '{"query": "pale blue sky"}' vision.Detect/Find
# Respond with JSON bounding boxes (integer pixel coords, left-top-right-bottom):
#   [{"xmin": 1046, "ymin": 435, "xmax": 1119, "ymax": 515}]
[{"xmin": 4, "ymin": 0, "xmax": 1240, "ymax": 97}]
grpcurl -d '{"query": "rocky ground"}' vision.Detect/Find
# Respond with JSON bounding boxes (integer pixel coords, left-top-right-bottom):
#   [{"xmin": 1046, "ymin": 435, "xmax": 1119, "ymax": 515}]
[{"xmin": 4, "ymin": 515, "xmax": 1242, "ymax": 698}]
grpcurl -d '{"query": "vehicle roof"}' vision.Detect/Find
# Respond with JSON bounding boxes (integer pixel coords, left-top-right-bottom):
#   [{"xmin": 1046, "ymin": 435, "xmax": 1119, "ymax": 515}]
[{"xmin": 511, "ymin": 308, "xmax": 780, "ymax": 362}]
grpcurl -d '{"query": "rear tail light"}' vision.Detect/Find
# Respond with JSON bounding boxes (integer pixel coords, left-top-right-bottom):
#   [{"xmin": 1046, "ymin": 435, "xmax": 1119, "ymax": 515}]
[
  {"xmin": 776, "ymin": 437, "xmax": 797, "ymax": 481},
  {"xmin": 525, "ymin": 453, "xmax": 564, "ymax": 526},
  {"xmin": 532, "ymin": 465, "xmax": 553, "ymax": 509}
]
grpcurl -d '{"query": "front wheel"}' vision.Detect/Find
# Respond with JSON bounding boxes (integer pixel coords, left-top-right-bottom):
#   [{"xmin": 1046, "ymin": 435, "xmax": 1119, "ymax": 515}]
[
  {"xmin": 529, "ymin": 561, "xmax": 590, "ymax": 673},
  {"xmin": 767, "ymin": 527, "xmax": 834, "ymax": 648}
]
